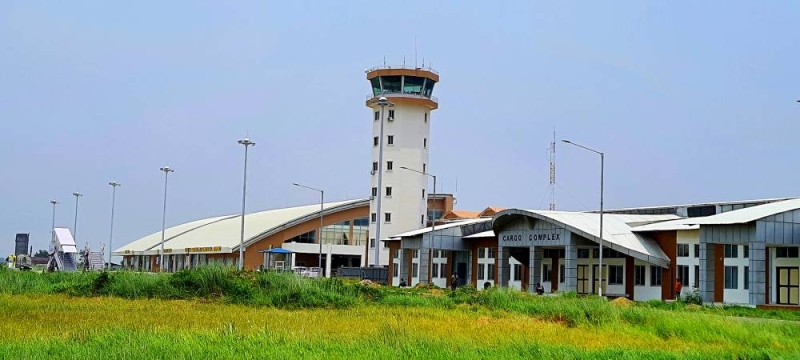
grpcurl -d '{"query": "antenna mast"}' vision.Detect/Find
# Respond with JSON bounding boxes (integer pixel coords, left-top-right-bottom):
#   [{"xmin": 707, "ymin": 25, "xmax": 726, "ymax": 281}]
[{"xmin": 549, "ymin": 130, "xmax": 556, "ymax": 210}]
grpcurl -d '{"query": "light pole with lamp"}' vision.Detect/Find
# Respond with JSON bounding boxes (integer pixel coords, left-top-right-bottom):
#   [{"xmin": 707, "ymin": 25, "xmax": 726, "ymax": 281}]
[
  {"xmin": 72, "ymin": 192, "xmax": 82, "ymax": 243},
  {"xmin": 159, "ymin": 166, "xmax": 174, "ymax": 272},
  {"xmin": 293, "ymin": 183, "xmax": 324, "ymax": 271},
  {"xmin": 237, "ymin": 138, "xmax": 256, "ymax": 270},
  {"xmin": 399, "ymin": 166, "xmax": 436, "ymax": 284},
  {"xmin": 49, "ymin": 200, "xmax": 58, "ymax": 241},
  {"xmin": 561, "ymin": 139, "xmax": 605, "ymax": 297},
  {"xmin": 107, "ymin": 181, "xmax": 121, "ymax": 270},
  {"xmin": 373, "ymin": 96, "xmax": 393, "ymax": 266}
]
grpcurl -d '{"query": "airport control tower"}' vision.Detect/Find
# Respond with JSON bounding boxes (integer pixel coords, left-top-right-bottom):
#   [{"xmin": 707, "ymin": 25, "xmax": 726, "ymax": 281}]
[{"xmin": 365, "ymin": 65, "xmax": 439, "ymax": 266}]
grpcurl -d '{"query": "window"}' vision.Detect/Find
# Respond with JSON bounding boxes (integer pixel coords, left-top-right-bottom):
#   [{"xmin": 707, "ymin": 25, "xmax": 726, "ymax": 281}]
[
  {"xmin": 412, "ymin": 263, "xmax": 418, "ymax": 277},
  {"xmin": 370, "ymin": 238, "xmax": 375, "ymax": 248},
  {"xmin": 694, "ymin": 244, "xmax": 700, "ymax": 258},
  {"xmin": 608, "ymin": 265, "xmax": 623, "ymax": 285},
  {"xmin": 543, "ymin": 264, "xmax": 552, "ymax": 282},
  {"xmin": 393, "ymin": 249, "xmax": 399, "ymax": 259},
  {"xmin": 387, "ymin": 161, "xmax": 393, "ymax": 171},
  {"xmin": 432, "ymin": 263, "xmax": 438, "ymax": 278},
  {"xmin": 371, "ymin": 213, "xmax": 377, "ymax": 223},
  {"xmin": 374, "ymin": 111, "xmax": 379, "ymax": 121},
  {"xmin": 393, "ymin": 264, "xmax": 399, "ymax": 277},
  {"xmin": 677, "ymin": 265, "xmax": 689, "ymax": 288},
  {"xmin": 371, "ymin": 187, "xmax": 377, "ymax": 197},
  {"xmin": 744, "ymin": 266, "xmax": 749, "ymax": 290},
  {"xmin": 677, "ymin": 244, "xmax": 689, "ymax": 257},
  {"xmin": 388, "ymin": 109, "xmax": 395, "ymax": 119},
  {"xmin": 694, "ymin": 265, "xmax": 700, "ymax": 288},
  {"xmin": 776, "ymin": 247, "xmax": 800, "ymax": 258},
  {"xmin": 744, "ymin": 245, "xmax": 749, "ymax": 258},
  {"xmin": 724, "ymin": 244, "xmax": 738, "ymax": 258},
  {"xmin": 651, "ymin": 266, "xmax": 662, "ymax": 286},
  {"xmin": 724, "ymin": 266, "xmax": 738, "ymax": 289},
  {"xmin": 424, "ymin": 112, "xmax": 428, "ymax": 123},
  {"xmin": 402, "ymin": 75, "xmax": 425, "ymax": 95},
  {"xmin": 424, "ymin": 138, "xmax": 427, "ymax": 148},
  {"xmin": 513, "ymin": 264, "xmax": 522, "ymax": 281},
  {"xmin": 413, "ymin": 250, "xmax": 419, "ymax": 258},
  {"xmin": 384, "ymin": 213, "xmax": 392, "ymax": 223},
  {"xmin": 479, "ymin": 248, "xmax": 486, "ymax": 259},
  {"xmin": 578, "ymin": 249, "xmax": 590, "ymax": 258},
  {"xmin": 487, "ymin": 264, "xmax": 496, "ymax": 280},
  {"xmin": 384, "ymin": 241, "xmax": 390, "ymax": 248},
  {"xmin": 372, "ymin": 162, "xmax": 378, "ymax": 172},
  {"xmin": 487, "ymin": 247, "xmax": 496, "ymax": 259},
  {"xmin": 478, "ymin": 264, "xmax": 485, "ymax": 279},
  {"xmin": 635, "ymin": 265, "xmax": 646, "ymax": 286},
  {"xmin": 373, "ymin": 136, "xmax": 378, "ymax": 147},
  {"xmin": 422, "ymin": 189, "xmax": 425, "ymax": 199},
  {"xmin": 422, "ymin": 163, "xmax": 426, "ymax": 173},
  {"xmin": 385, "ymin": 186, "xmax": 392, "ymax": 197},
  {"xmin": 560, "ymin": 265, "xmax": 565, "ymax": 283},
  {"xmin": 387, "ymin": 135, "xmax": 394, "ymax": 145},
  {"xmin": 420, "ymin": 214, "xmax": 424, "ymax": 226}
]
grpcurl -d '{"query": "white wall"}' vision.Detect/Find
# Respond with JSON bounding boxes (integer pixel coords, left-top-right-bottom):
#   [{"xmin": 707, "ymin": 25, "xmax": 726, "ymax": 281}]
[
  {"xmin": 368, "ymin": 102, "xmax": 431, "ymax": 266},
  {"xmin": 633, "ymin": 259, "xmax": 662, "ymax": 301},
  {"xmin": 476, "ymin": 247, "xmax": 495, "ymax": 291},
  {"xmin": 723, "ymin": 244, "xmax": 750, "ymax": 304},
  {"xmin": 676, "ymin": 230, "xmax": 700, "ymax": 297},
  {"xmin": 509, "ymin": 257, "xmax": 522, "ymax": 290}
]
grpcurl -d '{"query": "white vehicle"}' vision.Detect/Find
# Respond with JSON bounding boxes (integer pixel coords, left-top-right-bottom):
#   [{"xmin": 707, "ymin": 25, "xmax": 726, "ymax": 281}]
[{"xmin": 291, "ymin": 266, "xmax": 322, "ymax": 278}]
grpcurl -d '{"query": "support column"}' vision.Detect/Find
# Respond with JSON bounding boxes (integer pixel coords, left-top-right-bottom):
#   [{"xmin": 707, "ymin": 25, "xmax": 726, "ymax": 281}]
[
  {"xmin": 551, "ymin": 252, "xmax": 560, "ymax": 292},
  {"xmin": 700, "ymin": 242, "xmax": 716, "ymax": 303},
  {"xmin": 625, "ymin": 256, "xmax": 635, "ymax": 300},
  {"xmin": 528, "ymin": 246, "xmax": 542, "ymax": 293},
  {"xmin": 563, "ymin": 244, "xmax": 578, "ymax": 292},
  {"xmin": 497, "ymin": 246, "xmax": 510, "ymax": 288},
  {"xmin": 418, "ymin": 247, "xmax": 431, "ymax": 285},
  {"xmin": 749, "ymin": 242, "xmax": 766, "ymax": 305}
]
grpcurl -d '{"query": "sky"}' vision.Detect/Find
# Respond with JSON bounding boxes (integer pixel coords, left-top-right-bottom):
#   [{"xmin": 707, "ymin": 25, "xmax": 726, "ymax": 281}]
[{"xmin": 1, "ymin": 1, "xmax": 799, "ymax": 257}]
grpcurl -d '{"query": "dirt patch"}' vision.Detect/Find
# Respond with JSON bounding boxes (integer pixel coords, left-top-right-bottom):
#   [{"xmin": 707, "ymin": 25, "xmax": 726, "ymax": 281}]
[{"xmin": 611, "ymin": 297, "xmax": 634, "ymax": 307}]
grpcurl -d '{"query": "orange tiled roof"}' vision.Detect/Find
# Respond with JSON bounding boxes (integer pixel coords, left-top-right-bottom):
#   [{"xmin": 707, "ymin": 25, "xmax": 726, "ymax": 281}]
[{"xmin": 442, "ymin": 210, "xmax": 481, "ymax": 219}]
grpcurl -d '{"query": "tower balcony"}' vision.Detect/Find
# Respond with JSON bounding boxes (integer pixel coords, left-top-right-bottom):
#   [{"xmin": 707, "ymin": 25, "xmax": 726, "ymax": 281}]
[{"xmin": 365, "ymin": 65, "xmax": 440, "ymax": 110}]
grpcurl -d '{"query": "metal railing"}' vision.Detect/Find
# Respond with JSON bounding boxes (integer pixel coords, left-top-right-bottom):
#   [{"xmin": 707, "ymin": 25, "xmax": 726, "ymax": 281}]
[
  {"xmin": 366, "ymin": 92, "xmax": 439, "ymax": 103},
  {"xmin": 367, "ymin": 65, "xmax": 438, "ymax": 75}
]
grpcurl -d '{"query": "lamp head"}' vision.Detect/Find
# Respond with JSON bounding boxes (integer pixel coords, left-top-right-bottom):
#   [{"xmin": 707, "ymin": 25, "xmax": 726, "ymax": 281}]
[
  {"xmin": 50, "ymin": 200, "xmax": 58, "ymax": 205},
  {"xmin": 561, "ymin": 140, "xmax": 571, "ymax": 144},
  {"xmin": 72, "ymin": 192, "xmax": 82, "ymax": 197},
  {"xmin": 109, "ymin": 181, "xmax": 120, "ymax": 187},
  {"xmin": 160, "ymin": 166, "xmax": 174, "ymax": 172},
  {"xmin": 238, "ymin": 138, "xmax": 255, "ymax": 146}
]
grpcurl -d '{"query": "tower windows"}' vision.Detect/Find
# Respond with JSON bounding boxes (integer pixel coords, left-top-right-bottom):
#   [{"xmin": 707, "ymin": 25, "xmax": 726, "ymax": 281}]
[
  {"xmin": 374, "ymin": 111, "xmax": 379, "ymax": 121},
  {"xmin": 387, "ymin": 135, "xmax": 394, "ymax": 145},
  {"xmin": 371, "ymin": 213, "xmax": 377, "ymax": 223},
  {"xmin": 421, "ymin": 214, "xmax": 425, "ymax": 226},
  {"xmin": 424, "ymin": 113, "xmax": 428, "ymax": 123},
  {"xmin": 386, "ymin": 186, "xmax": 392, "ymax": 197},
  {"xmin": 387, "ymin": 161, "xmax": 393, "ymax": 171},
  {"xmin": 422, "ymin": 163, "xmax": 426, "ymax": 173},
  {"xmin": 371, "ymin": 187, "xmax": 377, "ymax": 197},
  {"xmin": 385, "ymin": 213, "xmax": 392, "ymax": 223},
  {"xmin": 423, "ymin": 138, "xmax": 427, "ymax": 148},
  {"xmin": 372, "ymin": 162, "xmax": 378, "ymax": 173},
  {"xmin": 422, "ymin": 189, "xmax": 425, "ymax": 199},
  {"xmin": 373, "ymin": 136, "xmax": 378, "ymax": 147},
  {"xmin": 388, "ymin": 109, "xmax": 395, "ymax": 120}
]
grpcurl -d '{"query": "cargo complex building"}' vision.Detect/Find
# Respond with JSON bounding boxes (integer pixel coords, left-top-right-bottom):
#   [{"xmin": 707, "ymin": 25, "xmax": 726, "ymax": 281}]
[{"xmin": 113, "ymin": 64, "xmax": 800, "ymax": 307}]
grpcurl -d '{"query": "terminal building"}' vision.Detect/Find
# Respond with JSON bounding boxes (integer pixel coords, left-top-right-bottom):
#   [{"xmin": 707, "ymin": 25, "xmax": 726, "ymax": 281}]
[{"xmin": 112, "ymin": 63, "xmax": 800, "ymax": 307}]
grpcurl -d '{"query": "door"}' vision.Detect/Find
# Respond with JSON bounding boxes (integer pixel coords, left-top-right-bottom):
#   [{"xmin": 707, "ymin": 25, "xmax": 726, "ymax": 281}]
[
  {"xmin": 456, "ymin": 262, "xmax": 467, "ymax": 286},
  {"xmin": 777, "ymin": 267, "xmax": 799, "ymax": 305},
  {"xmin": 577, "ymin": 265, "xmax": 590, "ymax": 294},
  {"xmin": 592, "ymin": 265, "xmax": 607, "ymax": 295}
]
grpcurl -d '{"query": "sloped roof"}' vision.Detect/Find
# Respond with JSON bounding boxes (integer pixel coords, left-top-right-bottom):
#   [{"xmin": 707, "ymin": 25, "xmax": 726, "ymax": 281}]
[
  {"xmin": 442, "ymin": 210, "xmax": 481, "ymax": 219},
  {"xmin": 114, "ymin": 199, "xmax": 368, "ymax": 255},
  {"xmin": 493, "ymin": 210, "xmax": 677, "ymax": 267},
  {"xmin": 478, "ymin": 207, "xmax": 506, "ymax": 217},
  {"xmin": 687, "ymin": 198, "xmax": 800, "ymax": 225},
  {"xmin": 390, "ymin": 219, "xmax": 491, "ymax": 238}
]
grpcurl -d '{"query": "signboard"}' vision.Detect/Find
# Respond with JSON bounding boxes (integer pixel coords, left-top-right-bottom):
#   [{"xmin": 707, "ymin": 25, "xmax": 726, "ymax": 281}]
[
  {"xmin": 498, "ymin": 229, "xmax": 570, "ymax": 247},
  {"xmin": 185, "ymin": 246, "xmax": 222, "ymax": 253}
]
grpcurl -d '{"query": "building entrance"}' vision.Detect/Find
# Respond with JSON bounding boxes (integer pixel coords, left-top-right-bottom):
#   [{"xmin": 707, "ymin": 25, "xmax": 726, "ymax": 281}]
[
  {"xmin": 577, "ymin": 265, "xmax": 590, "ymax": 294},
  {"xmin": 777, "ymin": 267, "xmax": 799, "ymax": 305}
]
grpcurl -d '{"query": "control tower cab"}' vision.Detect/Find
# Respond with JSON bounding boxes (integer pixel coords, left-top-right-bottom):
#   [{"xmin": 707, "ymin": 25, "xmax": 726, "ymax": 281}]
[{"xmin": 365, "ymin": 65, "xmax": 439, "ymax": 266}]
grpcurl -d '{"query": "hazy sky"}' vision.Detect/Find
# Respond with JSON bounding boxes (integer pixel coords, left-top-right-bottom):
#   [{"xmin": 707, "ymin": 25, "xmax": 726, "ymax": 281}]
[{"xmin": 2, "ymin": 1, "xmax": 799, "ymax": 257}]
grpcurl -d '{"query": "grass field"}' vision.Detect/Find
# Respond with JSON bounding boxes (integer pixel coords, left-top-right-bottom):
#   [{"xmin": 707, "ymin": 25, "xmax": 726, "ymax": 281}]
[{"xmin": 1, "ymin": 267, "xmax": 799, "ymax": 359}]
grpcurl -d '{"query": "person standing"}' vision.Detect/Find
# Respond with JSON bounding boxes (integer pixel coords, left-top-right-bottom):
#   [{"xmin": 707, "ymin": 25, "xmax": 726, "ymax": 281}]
[
  {"xmin": 450, "ymin": 272, "xmax": 458, "ymax": 291},
  {"xmin": 674, "ymin": 278, "xmax": 683, "ymax": 300}
]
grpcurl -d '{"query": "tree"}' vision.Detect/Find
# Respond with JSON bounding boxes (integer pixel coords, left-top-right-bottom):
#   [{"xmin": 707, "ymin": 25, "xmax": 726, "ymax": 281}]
[{"xmin": 33, "ymin": 249, "xmax": 49, "ymax": 258}]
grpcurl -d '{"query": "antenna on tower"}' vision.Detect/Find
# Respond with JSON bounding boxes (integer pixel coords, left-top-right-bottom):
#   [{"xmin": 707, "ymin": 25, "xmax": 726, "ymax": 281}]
[{"xmin": 549, "ymin": 128, "xmax": 556, "ymax": 210}]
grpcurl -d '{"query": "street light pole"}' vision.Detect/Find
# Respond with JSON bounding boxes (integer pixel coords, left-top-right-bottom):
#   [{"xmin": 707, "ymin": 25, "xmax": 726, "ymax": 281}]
[
  {"xmin": 108, "ymin": 181, "xmax": 121, "ymax": 270},
  {"xmin": 562, "ymin": 139, "xmax": 605, "ymax": 297},
  {"xmin": 237, "ymin": 138, "xmax": 256, "ymax": 271},
  {"xmin": 72, "ymin": 192, "xmax": 82, "ymax": 243},
  {"xmin": 49, "ymin": 200, "xmax": 58, "ymax": 242},
  {"xmin": 293, "ymin": 183, "xmax": 324, "ymax": 271},
  {"xmin": 159, "ymin": 166, "xmax": 174, "ymax": 272},
  {"xmin": 374, "ymin": 96, "xmax": 393, "ymax": 266}
]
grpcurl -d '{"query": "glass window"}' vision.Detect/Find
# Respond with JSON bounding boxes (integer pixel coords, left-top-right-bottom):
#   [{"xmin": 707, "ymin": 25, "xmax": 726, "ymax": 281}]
[
  {"xmin": 423, "ymin": 78, "xmax": 436, "ymax": 97},
  {"xmin": 285, "ymin": 230, "xmax": 316, "ymax": 244},
  {"xmin": 424, "ymin": 112, "xmax": 428, "ymax": 123},
  {"xmin": 651, "ymin": 266, "xmax": 662, "ymax": 286},
  {"xmin": 677, "ymin": 265, "xmax": 689, "ymax": 287},
  {"xmin": 370, "ymin": 77, "xmax": 382, "ymax": 96},
  {"xmin": 677, "ymin": 244, "xmax": 689, "ymax": 257},
  {"xmin": 488, "ymin": 264, "xmax": 496, "ymax": 280},
  {"xmin": 513, "ymin": 264, "xmax": 522, "ymax": 281},
  {"xmin": 744, "ymin": 266, "xmax": 749, "ymax": 290},
  {"xmin": 423, "ymin": 163, "xmax": 426, "ymax": 173},
  {"xmin": 724, "ymin": 244, "xmax": 738, "ymax": 258},
  {"xmin": 420, "ymin": 214, "xmax": 424, "ymax": 226},
  {"xmin": 744, "ymin": 245, "xmax": 749, "ymax": 258},
  {"xmin": 634, "ymin": 265, "xmax": 646, "ymax": 286},
  {"xmin": 388, "ymin": 109, "xmax": 395, "ymax": 119},
  {"xmin": 381, "ymin": 76, "xmax": 402, "ymax": 93},
  {"xmin": 387, "ymin": 161, "xmax": 393, "ymax": 171},
  {"xmin": 373, "ymin": 136, "xmax": 378, "ymax": 146},
  {"xmin": 422, "ymin": 189, "xmax": 425, "ymax": 199},
  {"xmin": 560, "ymin": 265, "xmax": 565, "ymax": 283},
  {"xmin": 384, "ymin": 241, "xmax": 390, "ymax": 248},
  {"xmin": 385, "ymin": 187, "xmax": 392, "ymax": 197},
  {"xmin": 374, "ymin": 111, "xmax": 379, "ymax": 121},
  {"xmin": 423, "ymin": 138, "xmax": 427, "ymax": 148},
  {"xmin": 724, "ymin": 266, "xmax": 738, "ymax": 289},
  {"xmin": 413, "ymin": 250, "xmax": 419, "ymax": 258},
  {"xmin": 487, "ymin": 247, "xmax": 496, "ymax": 259},
  {"xmin": 543, "ymin": 264, "xmax": 552, "ymax": 282},
  {"xmin": 694, "ymin": 244, "xmax": 700, "ymax": 258},
  {"xmin": 432, "ymin": 263, "xmax": 439, "ymax": 278},
  {"xmin": 370, "ymin": 238, "xmax": 375, "ymax": 248},
  {"xmin": 384, "ymin": 213, "xmax": 392, "ymax": 223},
  {"xmin": 608, "ymin": 265, "xmax": 623, "ymax": 285},
  {"xmin": 478, "ymin": 264, "xmax": 485, "ymax": 279},
  {"xmin": 387, "ymin": 135, "xmax": 394, "ymax": 145},
  {"xmin": 371, "ymin": 187, "xmax": 377, "ymax": 197},
  {"xmin": 403, "ymin": 76, "xmax": 425, "ymax": 95},
  {"xmin": 777, "ymin": 247, "xmax": 800, "ymax": 258},
  {"xmin": 371, "ymin": 213, "xmax": 376, "ymax": 223},
  {"xmin": 372, "ymin": 162, "xmax": 378, "ymax": 172},
  {"xmin": 412, "ymin": 263, "xmax": 418, "ymax": 277},
  {"xmin": 578, "ymin": 249, "xmax": 590, "ymax": 258},
  {"xmin": 479, "ymin": 248, "xmax": 486, "ymax": 259},
  {"xmin": 694, "ymin": 265, "xmax": 699, "ymax": 288},
  {"xmin": 393, "ymin": 264, "xmax": 399, "ymax": 277}
]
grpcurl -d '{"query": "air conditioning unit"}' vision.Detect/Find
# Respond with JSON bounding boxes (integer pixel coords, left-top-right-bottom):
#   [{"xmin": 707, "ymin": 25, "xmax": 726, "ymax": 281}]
[{"xmin": 387, "ymin": 116, "xmax": 395, "ymax": 121}]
